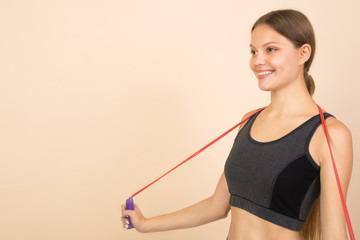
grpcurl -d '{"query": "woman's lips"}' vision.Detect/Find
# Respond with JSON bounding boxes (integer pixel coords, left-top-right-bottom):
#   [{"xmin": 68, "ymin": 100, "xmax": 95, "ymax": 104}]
[{"xmin": 257, "ymin": 70, "xmax": 275, "ymax": 79}]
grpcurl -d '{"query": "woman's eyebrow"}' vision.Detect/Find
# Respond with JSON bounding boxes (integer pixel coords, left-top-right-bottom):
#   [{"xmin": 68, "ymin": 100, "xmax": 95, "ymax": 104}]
[{"xmin": 249, "ymin": 41, "xmax": 281, "ymax": 48}]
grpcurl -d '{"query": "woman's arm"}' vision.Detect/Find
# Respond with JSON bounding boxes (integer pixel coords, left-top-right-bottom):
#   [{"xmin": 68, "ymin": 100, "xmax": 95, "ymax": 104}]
[
  {"xmin": 315, "ymin": 118, "xmax": 353, "ymax": 239},
  {"xmin": 121, "ymin": 172, "xmax": 231, "ymax": 233}
]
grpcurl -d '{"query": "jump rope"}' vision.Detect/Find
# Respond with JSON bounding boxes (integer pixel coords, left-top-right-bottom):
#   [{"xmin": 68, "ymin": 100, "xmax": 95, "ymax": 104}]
[{"xmin": 124, "ymin": 105, "xmax": 355, "ymax": 239}]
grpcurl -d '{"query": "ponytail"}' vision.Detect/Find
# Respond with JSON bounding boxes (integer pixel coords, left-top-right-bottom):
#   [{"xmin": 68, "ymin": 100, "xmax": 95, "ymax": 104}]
[
  {"xmin": 305, "ymin": 72, "xmax": 315, "ymax": 96},
  {"xmin": 301, "ymin": 199, "xmax": 321, "ymax": 240}
]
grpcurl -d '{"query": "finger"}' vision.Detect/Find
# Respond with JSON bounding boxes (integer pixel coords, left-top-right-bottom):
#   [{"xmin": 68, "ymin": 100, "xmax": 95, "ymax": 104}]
[
  {"xmin": 120, "ymin": 216, "xmax": 130, "ymax": 225},
  {"xmin": 123, "ymin": 221, "xmax": 129, "ymax": 229},
  {"xmin": 121, "ymin": 204, "xmax": 132, "ymax": 217},
  {"xmin": 121, "ymin": 216, "xmax": 130, "ymax": 229},
  {"xmin": 120, "ymin": 205, "xmax": 126, "ymax": 219},
  {"xmin": 120, "ymin": 205, "xmax": 132, "ymax": 224},
  {"xmin": 122, "ymin": 209, "xmax": 133, "ymax": 217}
]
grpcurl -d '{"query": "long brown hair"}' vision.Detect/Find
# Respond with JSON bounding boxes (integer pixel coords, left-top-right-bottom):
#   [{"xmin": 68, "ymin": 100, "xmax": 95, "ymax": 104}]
[
  {"xmin": 252, "ymin": 9, "xmax": 316, "ymax": 96},
  {"xmin": 252, "ymin": 9, "xmax": 320, "ymax": 239}
]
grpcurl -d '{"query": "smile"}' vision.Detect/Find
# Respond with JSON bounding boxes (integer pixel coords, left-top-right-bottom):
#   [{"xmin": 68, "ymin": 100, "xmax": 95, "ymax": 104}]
[{"xmin": 258, "ymin": 70, "xmax": 275, "ymax": 76}]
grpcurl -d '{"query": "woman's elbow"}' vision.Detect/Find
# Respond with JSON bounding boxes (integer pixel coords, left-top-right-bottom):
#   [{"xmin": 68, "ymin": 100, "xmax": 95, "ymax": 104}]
[{"xmin": 215, "ymin": 202, "xmax": 230, "ymax": 220}]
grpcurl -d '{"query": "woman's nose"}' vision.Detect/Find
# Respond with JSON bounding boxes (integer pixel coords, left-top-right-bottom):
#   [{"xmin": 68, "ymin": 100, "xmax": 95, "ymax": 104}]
[
  {"xmin": 254, "ymin": 52, "xmax": 266, "ymax": 65},
  {"xmin": 250, "ymin": 53, "xmax": 266, "ymax": 69}
]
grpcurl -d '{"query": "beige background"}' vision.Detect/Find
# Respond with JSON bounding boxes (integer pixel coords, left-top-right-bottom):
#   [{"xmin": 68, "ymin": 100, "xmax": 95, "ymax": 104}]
[{"xmin": 0, "ymin": 0, "xmax": 359, "ymax": 239}]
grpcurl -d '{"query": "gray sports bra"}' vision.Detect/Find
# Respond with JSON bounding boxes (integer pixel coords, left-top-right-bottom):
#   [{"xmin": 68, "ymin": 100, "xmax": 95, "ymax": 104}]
[{"xmin": 224, "ymin": 109, "xmax": 333, "ymax": 231}]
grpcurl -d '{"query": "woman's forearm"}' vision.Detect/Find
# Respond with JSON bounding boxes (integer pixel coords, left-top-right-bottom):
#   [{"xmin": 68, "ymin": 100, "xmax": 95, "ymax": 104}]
[
  {"xmin": 142, "ymin": 196, "xmax": 229, "ymax": 233},
  {"xmin": 121, "ymin": 173, "xmax": 230, "ymax": 233}
]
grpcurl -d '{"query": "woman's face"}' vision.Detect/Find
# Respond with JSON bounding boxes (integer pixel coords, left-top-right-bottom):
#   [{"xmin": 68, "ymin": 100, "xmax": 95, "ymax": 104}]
[{"xmin": 250, "ymin": 24, "xmax": 304, "ymax": 93}]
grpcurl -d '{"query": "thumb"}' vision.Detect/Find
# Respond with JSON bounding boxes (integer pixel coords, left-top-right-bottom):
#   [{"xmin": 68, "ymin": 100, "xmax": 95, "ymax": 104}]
[{"xmin": 121, "ymin": 204, "xmax": 134, "ymax": 217}]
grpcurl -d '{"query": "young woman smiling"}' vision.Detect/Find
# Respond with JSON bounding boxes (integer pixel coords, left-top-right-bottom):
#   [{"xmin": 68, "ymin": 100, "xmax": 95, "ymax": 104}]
[{"xmin": 121, "ymin": 9, "xmax": 353, "ymax": 240}]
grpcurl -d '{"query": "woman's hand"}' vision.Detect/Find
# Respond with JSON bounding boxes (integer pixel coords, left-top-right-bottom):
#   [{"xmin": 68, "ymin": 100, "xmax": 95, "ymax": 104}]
[
  {"xmin": 120, "ymin": 172, "xmax": 230, "ymax": 233},
  {"xmin": 121, "ymin": 202, "xmax": 148, "ymax": 233}
]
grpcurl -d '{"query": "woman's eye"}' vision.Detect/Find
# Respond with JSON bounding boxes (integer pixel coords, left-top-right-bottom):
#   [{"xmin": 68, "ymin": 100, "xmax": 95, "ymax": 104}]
[
  {"xmin": 250, "ymin": 50, "xmax": 257, "ymax": 55},
  {"xmin": 267, "ymin": 47, "xmax": 276, "ymax": 53}
]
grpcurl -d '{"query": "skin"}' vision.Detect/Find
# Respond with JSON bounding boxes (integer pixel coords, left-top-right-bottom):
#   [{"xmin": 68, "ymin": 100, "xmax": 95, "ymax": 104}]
[{"xmin": 121, "ymin": 24, "xmax": 353, "ymax": 239}]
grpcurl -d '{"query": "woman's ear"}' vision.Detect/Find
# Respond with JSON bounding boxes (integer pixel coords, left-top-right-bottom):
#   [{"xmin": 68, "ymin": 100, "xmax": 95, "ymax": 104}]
[{"xmin": 299, "ymin": 44, "xmax": 311, "ymax": 64}]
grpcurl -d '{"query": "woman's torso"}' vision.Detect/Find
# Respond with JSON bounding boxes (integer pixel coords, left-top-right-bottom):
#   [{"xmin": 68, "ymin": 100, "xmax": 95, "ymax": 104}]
[{"xmin": 228, "ymin": 207, "xmax": 304, "ymax": 240}]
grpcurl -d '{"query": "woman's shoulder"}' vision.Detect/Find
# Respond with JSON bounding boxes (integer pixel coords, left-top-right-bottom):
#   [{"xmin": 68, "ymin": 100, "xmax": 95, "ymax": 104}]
[
  {"xmin": 323, "ymin": 115, "xmax": 352, "ymax": 143},
  {"xmin": 237, "ymin": 107, "xmax": 264, "ymax": 131},
  {"xmin": 241, "ymin": 107, "xmax": 266, "ymax": 120},
  {"xmin": 317, "ymin": 111, "xmax": 353, "ymax": 167}
]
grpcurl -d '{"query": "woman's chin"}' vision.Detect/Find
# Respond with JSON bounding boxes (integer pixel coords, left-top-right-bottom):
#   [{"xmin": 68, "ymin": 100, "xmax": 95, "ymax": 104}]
[{"xmin": 257, "ymin": 83, "xmax": 273, "ymax": 92}]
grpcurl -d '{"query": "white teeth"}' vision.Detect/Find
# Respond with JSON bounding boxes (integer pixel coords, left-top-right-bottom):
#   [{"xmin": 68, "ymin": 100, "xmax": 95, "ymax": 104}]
[{"xmin": 258, "ymin": 71, "xmax": 274, "ymax": 76}]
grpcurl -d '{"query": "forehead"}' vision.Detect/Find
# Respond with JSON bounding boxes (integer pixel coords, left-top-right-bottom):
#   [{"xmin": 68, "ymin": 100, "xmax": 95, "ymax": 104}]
[{"xmin": 250, "ymin": 24, "xmax": 292, "ymax": 48}]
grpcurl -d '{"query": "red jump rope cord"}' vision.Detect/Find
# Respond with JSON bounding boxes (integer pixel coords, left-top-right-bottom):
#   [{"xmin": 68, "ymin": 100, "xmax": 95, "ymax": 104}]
[
  {"xmin": 318, "ymin": 105, "xmax": 355, "ymax": 240},
  {"xmin": 130, "ymin": 106, "xmax": 266, "ymax": 198},
  {"xmin": 128, "ymin": 106, "xmax": 355, "ymax": 239}
]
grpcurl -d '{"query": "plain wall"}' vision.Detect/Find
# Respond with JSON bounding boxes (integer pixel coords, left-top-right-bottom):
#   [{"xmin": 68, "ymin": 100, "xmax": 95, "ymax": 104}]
[{"xmin": 0, "ymin": 0, "xmax": 359, "ymax": 239}]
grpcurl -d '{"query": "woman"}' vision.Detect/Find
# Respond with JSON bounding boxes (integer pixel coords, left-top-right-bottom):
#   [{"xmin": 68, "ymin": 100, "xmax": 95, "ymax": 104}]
[{"xmin": 121, "ymin": 9, "xmax": 353, "ymax": 239}]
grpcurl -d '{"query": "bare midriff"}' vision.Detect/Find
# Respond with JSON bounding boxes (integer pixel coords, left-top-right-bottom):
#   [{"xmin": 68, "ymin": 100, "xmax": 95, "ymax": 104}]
[{"xmin": 227, "ymin": 207, "xmax": 304, "ymax": 240}]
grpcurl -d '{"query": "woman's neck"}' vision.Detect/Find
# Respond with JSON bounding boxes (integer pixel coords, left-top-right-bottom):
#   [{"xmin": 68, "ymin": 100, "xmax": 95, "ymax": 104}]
[{"xmin": 267, "ymin": 82, "xmax": 317, "ymax": 116}]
